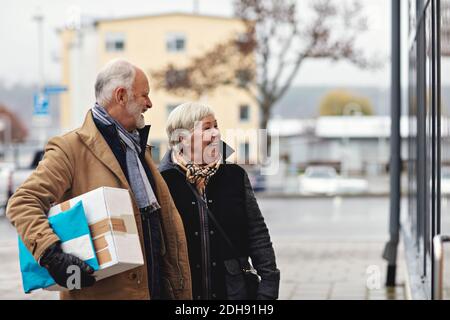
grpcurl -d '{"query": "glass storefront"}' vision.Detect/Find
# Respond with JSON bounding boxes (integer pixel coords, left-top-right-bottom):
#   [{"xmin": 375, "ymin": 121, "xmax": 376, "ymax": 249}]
[{"xmin": 405, "ymin": 0, "xmax": 442, "ymax": 298}]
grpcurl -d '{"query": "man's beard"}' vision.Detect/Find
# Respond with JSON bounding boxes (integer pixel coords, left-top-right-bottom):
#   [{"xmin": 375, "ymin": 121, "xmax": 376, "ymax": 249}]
[{"xmin": 126, "ymin": 99, "xmax": 146, "ymax": 129}]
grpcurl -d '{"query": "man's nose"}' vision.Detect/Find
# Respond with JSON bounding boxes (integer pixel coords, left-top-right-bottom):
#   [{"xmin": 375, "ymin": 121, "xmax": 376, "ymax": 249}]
[{"xmin": 146, "ymin": 97, "xmax": 152, "ymax": 109}]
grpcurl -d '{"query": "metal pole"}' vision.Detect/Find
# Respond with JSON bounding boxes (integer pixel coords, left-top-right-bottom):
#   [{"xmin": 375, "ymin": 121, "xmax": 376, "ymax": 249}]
[
  {"xmin": 33, "ymin": 8, "xmax": 44, "ymax": 92},
  {"xmin": 383, "ymin": 0, "xmax": 401, "ymax": 287},
  {"xmin": 32, "ymin": 8, "xmax": 48, "ymax": 148}
]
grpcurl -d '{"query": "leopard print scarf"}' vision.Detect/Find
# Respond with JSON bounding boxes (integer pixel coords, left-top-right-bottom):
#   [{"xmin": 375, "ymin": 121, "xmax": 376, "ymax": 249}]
[{"xmin": 172, "ymin": 151, "xmax": 221, "ymax": 196}]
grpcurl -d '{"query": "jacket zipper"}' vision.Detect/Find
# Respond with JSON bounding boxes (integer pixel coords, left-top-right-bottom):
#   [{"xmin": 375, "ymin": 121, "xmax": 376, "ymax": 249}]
[
  {"xmin": 143, "ymin": 213, "xmax": 156, "ymax": 296},
  {"xmin": 199, "ymin": 196, "xmax": 211, "ymax": 299},
  {"xmin": 204, "ymin": 193, "xmax": 212, "ymax": 299},
  {"xmin": 130, "ymin": 192, "xmax": 152, "ymax": 293},
  {"xmin": 171, "ymin": 163, "xmax": 213, "ymax": 298}
]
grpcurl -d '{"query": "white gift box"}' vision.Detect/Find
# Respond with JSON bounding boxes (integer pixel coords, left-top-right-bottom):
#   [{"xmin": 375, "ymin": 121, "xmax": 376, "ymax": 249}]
[{"xmin": 46, "ymin": 187, "xmax": 144, "ymax": 290}]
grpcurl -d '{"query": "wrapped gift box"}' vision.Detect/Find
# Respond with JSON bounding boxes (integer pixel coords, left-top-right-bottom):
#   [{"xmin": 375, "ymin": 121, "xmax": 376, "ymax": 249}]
[{"xmin": 45, "ymin": 187, "xmax": 144, "ymax": 289}]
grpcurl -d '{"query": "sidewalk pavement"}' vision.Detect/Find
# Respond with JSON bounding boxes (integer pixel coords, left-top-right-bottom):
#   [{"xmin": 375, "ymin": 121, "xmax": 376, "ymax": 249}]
[
  {"xmin": 275, "ymin": 240, "xmax": 405, "ymax": 300},
  {"xmin": 0, "ymin": 194, "xmax": 406, "ymax": 300},
  {"xmin": 0, "ymin": 238, "xmax": 405, "ymax": 300},
  {"xmin": 0, "ymin": 239, "xmax": 58, "ymax": 300}
]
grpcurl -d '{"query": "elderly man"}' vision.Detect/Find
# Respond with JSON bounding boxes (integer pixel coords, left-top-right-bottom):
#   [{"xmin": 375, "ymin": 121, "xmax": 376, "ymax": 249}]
[{"xmin": 6, "ymin": 59, "xmax": 192, "ymax": 300}]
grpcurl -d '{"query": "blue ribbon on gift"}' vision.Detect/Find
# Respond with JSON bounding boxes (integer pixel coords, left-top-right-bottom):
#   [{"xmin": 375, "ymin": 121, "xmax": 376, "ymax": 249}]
[{"xmin": 18, "ymin": 201, "xmax": 99, "ymax": 293}]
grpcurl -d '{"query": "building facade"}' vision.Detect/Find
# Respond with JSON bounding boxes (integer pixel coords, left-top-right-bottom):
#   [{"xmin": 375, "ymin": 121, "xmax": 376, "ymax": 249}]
[{"xmin": 59, "ymin": 13, "xmax": 259, "ymax": 162}]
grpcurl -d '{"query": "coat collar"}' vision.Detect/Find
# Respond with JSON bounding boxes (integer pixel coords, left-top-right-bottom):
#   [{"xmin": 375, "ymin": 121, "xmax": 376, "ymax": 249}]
[
  {"xmin": 76, "ymin": 110, "xmax": 151, "ymax": 189},
  {"xmin": 159, "ymin": 141, "xmax": 235, "ymax": 173},
  {"xmin": 92, "ymin": 115, "xmax": 152, "ymax": 153}
]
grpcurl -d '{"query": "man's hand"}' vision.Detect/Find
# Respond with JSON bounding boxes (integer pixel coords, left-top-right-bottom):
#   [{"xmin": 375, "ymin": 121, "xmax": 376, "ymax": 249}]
[{"xmin": 39, "ymin": 242, "xmax": 96, "ymax": 289}]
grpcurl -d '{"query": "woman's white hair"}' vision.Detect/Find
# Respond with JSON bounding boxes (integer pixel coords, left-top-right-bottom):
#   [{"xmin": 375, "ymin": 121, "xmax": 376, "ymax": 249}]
[
  {"xmin": 95, "ymin": 58, "xmax": 136, "ymax": 106},
  {"xmin": 166, "ymin": 102, "xmax": 215, "ymax": 148}
]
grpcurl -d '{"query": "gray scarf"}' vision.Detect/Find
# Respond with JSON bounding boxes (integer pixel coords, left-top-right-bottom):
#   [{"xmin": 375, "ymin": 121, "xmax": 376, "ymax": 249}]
[{"xmin": 92, "ymin": 104, "xmax": 160, "ymax": 213}]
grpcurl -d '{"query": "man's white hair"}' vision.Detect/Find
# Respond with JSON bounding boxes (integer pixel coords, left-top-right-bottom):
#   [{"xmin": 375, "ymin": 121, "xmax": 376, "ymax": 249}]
[
  {"xmin": 95, "ymin": 58, "xmax": 136, "ymax": 106},
  {"xmin": 166, "ymin": 102, "xmax": 215, "ymax": 147}
]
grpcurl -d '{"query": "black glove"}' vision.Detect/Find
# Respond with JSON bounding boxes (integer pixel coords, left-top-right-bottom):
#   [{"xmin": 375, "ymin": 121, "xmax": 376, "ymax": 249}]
[{"xmin": 39, "ymin": 242, "xmax": 96, "ymax": 289}]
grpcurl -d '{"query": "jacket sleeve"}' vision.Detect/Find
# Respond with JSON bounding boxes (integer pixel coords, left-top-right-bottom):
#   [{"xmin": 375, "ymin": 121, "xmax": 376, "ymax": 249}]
[
  {"xmin": 244, "ymin": 172, "xmax": 280, "ymax": 300},
  {"xmin": 6, "ymin": 136, "xmax": 75, "ymax": 261}
]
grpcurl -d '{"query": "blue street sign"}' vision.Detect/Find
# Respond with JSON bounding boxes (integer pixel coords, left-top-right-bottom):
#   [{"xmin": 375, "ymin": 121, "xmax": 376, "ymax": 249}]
[
  {"xmin": 33, "ymin": 92, "xmax": 49, "ymax": 115},
  {"xmin": 44, "ymin": 85, "xmax": 68, "ymax": 95}
]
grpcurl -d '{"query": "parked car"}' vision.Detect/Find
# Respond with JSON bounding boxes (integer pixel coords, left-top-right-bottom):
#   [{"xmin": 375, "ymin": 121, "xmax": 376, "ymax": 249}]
[
  {"xmin": 299, "ymin": 166, "xmax": 339, "ymax": 195},
  {"xmin": 299, "ymin": 166, "xmax": 368, "ymax": 195},
  {"xmin": 7, "ymin": 168, "xmax": 36, "ymax": 198},
  {"xmin": 337, "ymin": 176, "xmax": 370, "ymax": 194},
  {"xmin": 247, "ymin": 168, "xmax": 267, "ymax": 192},
  {"xmin": 0, "ymin": 165, "xmax": 13, "ymax": 216},
  {"xmin": 0, "ymin": 150, "xmax": 44, "ymax": 216}
]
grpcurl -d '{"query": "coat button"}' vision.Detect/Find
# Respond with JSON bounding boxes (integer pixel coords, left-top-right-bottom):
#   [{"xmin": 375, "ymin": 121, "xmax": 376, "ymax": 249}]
[
  {"xmin": 212, "ymin": 293, "xmax": 217, "ymax": 298},
  {"xmin": 128, "ymin": 273, "xmax": 137, "ymax": 280},
  {"xmin": 197, "ymin": 296, "xmax": 201, "ymax": 299},
  {"xmin": 208, "ymin": 200, "xmax": 213, "ymax": 203},
  {"xmin": 212, "ymin": 262, "xmax": 216, "ymax": 267},
  {"xmin": 192, "ymin": 202, "xmax": 196, "ymax": 205},
  {"xmin": 196, "ymin": 264, "xmax": 200, "ymax": 269},
  {"xmin": 194, "ymin": 232, "xmax": 199, "ymax": 236},
  {"xmin": 210, "ymin": 230, "xmax": 214, "ymax": 235}
]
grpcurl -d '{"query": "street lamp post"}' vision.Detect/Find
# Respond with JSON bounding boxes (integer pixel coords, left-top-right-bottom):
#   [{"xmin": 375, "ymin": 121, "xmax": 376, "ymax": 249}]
[
  {"xmin": 32, "ymin": 8, "xmax": 49, "ymax": 148},
  {"xmin": 383, "ymin": 0, "xmax": 402, "ymax": 288},
  {"xmin": 32, "ymin": 8, "xmax": 45, "ymax": 92}
]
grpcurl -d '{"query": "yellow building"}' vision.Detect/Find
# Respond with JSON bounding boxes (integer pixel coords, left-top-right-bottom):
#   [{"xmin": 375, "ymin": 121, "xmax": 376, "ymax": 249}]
[{"xmin": 60, "ymin": 13, "xmax": 259, "ymax": 163}]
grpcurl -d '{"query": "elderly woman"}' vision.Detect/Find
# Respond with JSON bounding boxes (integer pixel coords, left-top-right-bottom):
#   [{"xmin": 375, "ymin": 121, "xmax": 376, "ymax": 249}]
[{"xmin": 159, "ymin": 102, "xmax": 280, "ymax": 300}]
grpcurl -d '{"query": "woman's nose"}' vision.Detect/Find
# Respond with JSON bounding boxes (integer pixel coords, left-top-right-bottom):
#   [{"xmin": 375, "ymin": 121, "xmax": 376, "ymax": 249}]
[{"xmin": 211, "ymin": 128, "xmax": 220, "ymax": 138}]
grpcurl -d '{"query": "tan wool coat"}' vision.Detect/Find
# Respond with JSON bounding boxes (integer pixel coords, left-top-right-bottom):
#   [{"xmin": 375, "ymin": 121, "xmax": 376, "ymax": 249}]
[{"xmin": 6, "ymin": 111, "xmax": 192, "ymax": 300}]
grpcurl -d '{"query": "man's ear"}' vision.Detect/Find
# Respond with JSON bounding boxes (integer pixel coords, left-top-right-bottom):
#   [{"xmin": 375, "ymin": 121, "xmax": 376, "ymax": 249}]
[{"xmin": 114, "ymin": 87, "xmax": 128, "ymax": 106}]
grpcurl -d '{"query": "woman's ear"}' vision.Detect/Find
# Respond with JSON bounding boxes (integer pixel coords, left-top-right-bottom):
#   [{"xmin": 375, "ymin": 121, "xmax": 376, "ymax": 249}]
[{"xmin": 180, "ymin": 134, "xmax": 190, "ymax": 147}]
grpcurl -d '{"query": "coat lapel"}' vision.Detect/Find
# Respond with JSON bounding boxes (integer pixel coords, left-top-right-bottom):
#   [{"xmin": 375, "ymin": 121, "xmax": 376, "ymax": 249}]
[
  {"xmin": 76, "ymin": 110, "xmax": 131, "ymax": 189},
  {"xmin": 144, "ymin": 148, "xmax": 172, "ymax": 216}
]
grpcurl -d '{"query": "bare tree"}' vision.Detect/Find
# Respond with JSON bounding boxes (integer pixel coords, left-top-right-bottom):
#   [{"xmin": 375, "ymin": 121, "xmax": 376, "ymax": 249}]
[{"xmin": 152, "ymin": 0, "xmax": 379, "ymax": 129}]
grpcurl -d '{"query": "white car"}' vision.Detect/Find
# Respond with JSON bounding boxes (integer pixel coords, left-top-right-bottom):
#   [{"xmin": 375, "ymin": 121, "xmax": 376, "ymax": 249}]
[
  {"xmin": 0, "ymin": 167, "xmax": 11, "ymax": 216},
  {"xmin": 299, "ymin": 166, "xmax": 339, "ymax": 195},
  {"xmin": 0, "ymin": 151, "xmax": 44, "ymax": 216},
  {"xmin": 338, "ymin": 177, "xmax": 369, "ymax": 194},
  {"xmin": 299, "ymin": 166, "xmax": 368, "ymax": 195},
  {"xmin": 9, "ymin": 168, "xmax": 35, "ymax": 195}
]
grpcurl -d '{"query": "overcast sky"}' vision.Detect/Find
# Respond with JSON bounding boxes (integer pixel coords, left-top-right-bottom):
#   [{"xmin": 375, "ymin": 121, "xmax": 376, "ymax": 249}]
[{"xmin": 0, "ymin": 0, "xmax": 391, "ymax": 88}]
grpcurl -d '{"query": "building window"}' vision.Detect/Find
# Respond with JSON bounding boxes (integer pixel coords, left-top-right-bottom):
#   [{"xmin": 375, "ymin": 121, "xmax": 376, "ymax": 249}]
[
  {"xmin": 105, "ymin": 33, "xmax": 126, "ymax": 52},
  {"xmin": 150, "ymin": 142, "xmax": 161, "ymax": 163},
  {"xmin": 235, "ymin": 32, "xmax": 255, "ymax": 54},
  {"xmin": 165, "ymin": 69, "xmax": 189, "ymax": 88},
  {"xmin": 239, "ymin": 142, "xmax": 250, "ymax": 163},
  {"xmin": 166, "ymin": 33, "xmax": 186, "ymax": 52},
  {"xmin": 236, "ymin": 69, "xmax": 252, "ymax": 87},
  {"xmin": 239, "ymin": 105, "xmax": 250, "ymax": 122},
  {"xmin": 236, "ymin": 32, "xmax": 251, "ymax": 44}
]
